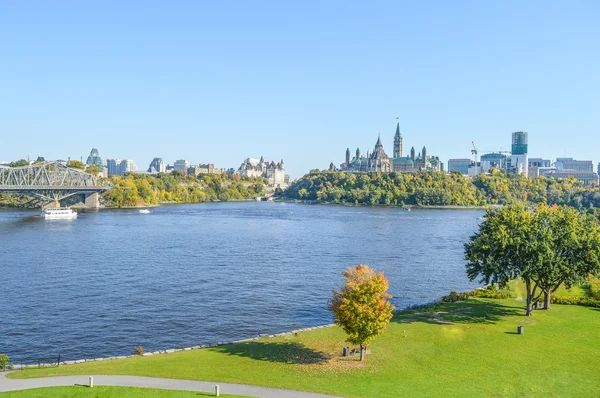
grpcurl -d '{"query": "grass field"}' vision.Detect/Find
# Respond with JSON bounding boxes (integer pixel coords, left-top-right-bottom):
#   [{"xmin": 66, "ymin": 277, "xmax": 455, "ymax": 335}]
[
  {"xmin": 0, "ymin": 386, "xmax": 245, "ymax": 397},
  {"xmin": 8, "ymin": 296, "xmax": 600, "ymax": 397}
]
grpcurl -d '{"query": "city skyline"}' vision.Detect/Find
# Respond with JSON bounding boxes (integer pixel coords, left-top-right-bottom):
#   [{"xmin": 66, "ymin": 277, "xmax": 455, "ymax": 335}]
[{"xmin": 1, "ymin": 2, "xmax": 599, "ymax": 178}]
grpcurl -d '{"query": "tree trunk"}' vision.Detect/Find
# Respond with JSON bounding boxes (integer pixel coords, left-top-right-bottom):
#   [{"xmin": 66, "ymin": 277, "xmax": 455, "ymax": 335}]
[
  {"xmin": 525, "ymin": 279, "xmax": 533, "ymax": 316},
  {"xmin": 543, "ymin": 290, "xmax": 551, "ymax": 310},
  {"xmin": 359, "ymin": 344, "xmax": 365, "ymax": 361}
]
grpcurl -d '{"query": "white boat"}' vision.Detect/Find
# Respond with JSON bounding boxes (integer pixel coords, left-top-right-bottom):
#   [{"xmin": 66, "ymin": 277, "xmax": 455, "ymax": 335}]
[
  {"xmin": 139, "ymin": 209, "xmax": 150, "ymax": 214},
  {"xmin": 41, "ymin": 208, "xmax": 78, "ymax": 220}
]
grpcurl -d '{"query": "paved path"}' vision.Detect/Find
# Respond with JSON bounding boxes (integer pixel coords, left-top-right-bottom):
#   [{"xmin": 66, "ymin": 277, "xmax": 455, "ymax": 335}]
[{"xmin": 0, "ymin": 372, "xmax": 342, "ymax": 398}]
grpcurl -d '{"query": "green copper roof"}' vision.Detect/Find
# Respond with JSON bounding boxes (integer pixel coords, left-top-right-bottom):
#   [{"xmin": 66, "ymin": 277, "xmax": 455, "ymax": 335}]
[
  {"xmin": 391, "ymin": 157, "xmax": 414, "ymax": 163},
  {"xmin": 395, "ymin": 122, "xmax": 401, "ymax": 138}
]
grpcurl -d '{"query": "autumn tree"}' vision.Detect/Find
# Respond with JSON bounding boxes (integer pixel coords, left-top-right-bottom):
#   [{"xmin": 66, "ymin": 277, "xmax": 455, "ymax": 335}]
[
  {"xmin": 86, "ymin": 165, "xmax": 100, "ymax": 176},
  {"xmin": 329, "ymin": 265, "xmax": 395, "ymax": 361}
]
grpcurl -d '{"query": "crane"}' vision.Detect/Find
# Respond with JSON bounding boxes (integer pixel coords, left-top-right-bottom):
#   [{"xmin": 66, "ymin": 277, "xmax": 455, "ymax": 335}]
[{"xmin": 471, "ymin": 142, "xmax": 478, "ymax": 165}]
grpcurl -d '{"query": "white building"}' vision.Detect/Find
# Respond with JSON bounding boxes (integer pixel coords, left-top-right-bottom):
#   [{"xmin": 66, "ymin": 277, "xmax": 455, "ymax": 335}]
[
  {"xmin": 174, "ymin": 159, "xmax": 190, "ymax": 173},
  {"xmin": 236, "ymin": 156, "xmax": 286, "ymax": 186}
]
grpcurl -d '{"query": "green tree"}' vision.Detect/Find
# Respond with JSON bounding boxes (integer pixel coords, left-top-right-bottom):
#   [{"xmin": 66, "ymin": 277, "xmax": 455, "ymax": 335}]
[
  {"xmin": 329, "ymin": 265, "xmax": 395, "ymax": 361},
  {"xmin": 529, "ymin": 205, "xmax": 600, "ymax": 309},
  {"xmin": 9, "ymin": 159, "xmax": 29, "ymax": 167},
  {"xmin": 67, "ymin": 160, "xmax": 85, "ymax": 169},
  {"xmin": 465, "ymin": 204, "xmax": 537, "ymax": 315}
]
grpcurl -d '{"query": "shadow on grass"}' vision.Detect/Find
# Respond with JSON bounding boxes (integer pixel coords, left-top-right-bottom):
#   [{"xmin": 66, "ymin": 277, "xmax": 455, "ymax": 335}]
[
  {"xmin": 393, "ymin": 299, "xmax": 523, "ymax": 325},
  {"xmin": 213, "ymin": 341, "xmax": 328, "ymax": 364}
]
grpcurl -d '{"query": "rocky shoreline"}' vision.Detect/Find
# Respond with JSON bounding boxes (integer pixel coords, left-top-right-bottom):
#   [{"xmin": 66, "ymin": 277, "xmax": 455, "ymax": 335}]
[{"xmin": 9, "ymin": 324, "xmax": 336, "ymax": 369}]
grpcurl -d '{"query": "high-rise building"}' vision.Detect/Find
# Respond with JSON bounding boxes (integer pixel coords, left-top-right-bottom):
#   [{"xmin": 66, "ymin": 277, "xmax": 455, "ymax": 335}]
[
  {"xmin": 448, "ymin": 159, "xmax": 472, "ymax": 175},
  {"xmin": 120, "ymin": 160, "xmax": 136, "ymax": 175},
  {"xmin": 148, "ymin": 158, "xmax": 166, "ymax": 173},
  {"xmin": 106, "ymin": 159, "xmax": 136, "ymax": 176},
  {"xmin": 106, "ymin": 159, "xmax": 121, "ymax": 176},
  {"xmin": 510, "ymin": 131, "xmax": 528, "ymax": 176}
]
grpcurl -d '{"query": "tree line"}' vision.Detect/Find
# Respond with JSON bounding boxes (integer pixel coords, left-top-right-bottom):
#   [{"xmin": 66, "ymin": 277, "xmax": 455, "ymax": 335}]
[
  {"xmin": 283, "ymin": 170, "xmax": 600, "ymax": 208},
  {"xmin": 102, "ymin": 172, "xmax": 266, "ymax": 207}
]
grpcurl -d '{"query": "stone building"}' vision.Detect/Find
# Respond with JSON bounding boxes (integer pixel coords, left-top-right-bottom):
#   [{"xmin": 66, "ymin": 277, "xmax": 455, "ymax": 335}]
[
  {"xmin": 236, "ymin": 156, "xmax": 287, "ymax": 186},
  {"xmin": 340, "ymin": 122, "xmax": 442, "ymax": 173}
]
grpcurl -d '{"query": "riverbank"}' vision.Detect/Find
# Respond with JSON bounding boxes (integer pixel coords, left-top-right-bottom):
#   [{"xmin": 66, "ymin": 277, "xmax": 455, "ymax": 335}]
[
  {"xmin": 8, "ymin": 295, "xmax": 600, "ymax": 397},
  {"xmin": 278, "ymin": 199, "xmax": 490, "ymax": 210}
]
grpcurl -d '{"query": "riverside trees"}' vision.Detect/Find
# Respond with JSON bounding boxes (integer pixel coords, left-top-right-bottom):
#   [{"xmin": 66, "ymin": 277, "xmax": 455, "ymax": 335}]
[
  {"xmin": 283, "ymin": 170, "xmax": 600, "ymax": 208},
  {"xmin": 329, "ymin": 265, "xmax": 395, "ymax": 361},
  {"xmin": 465, "ymin": 204, "xmax": 600, "ymax": 315}
]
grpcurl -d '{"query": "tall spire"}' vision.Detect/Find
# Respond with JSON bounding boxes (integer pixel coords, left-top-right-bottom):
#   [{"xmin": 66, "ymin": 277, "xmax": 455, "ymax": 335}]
[
  {"xmin": 393, "ymin": 120, "xmax": 402, "ymax": 158},
  {"xmin": 375, "ymin": 134, "xmax": 383, "ymax": 148}
]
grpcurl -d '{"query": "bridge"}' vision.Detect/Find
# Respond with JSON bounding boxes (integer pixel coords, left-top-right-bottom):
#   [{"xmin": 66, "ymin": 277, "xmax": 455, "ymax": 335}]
[{"xmin": 0, "ymin": 162, "xmax": 109, "ymax": 208}]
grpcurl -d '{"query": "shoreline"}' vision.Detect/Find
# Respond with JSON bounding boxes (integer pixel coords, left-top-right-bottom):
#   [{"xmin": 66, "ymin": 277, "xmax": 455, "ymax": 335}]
[
  {"xmin": 7, "ymin": 324, "xmax": 336, "ymax": 369},
  {"xmin": 0, "ymin": 200, "xmax": 492, "ymax": 211}
]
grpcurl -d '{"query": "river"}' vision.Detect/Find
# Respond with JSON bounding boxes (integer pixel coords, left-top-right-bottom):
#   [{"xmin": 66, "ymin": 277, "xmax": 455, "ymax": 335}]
[{"xmin": 0, "ymin": 202, "xmax": 484, "ymax": 363}]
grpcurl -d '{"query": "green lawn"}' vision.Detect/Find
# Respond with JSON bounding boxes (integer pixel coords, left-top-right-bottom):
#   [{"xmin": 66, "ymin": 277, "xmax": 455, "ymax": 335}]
[
  {"xmin": 0, "ymin": 386, "xmax": 245, "ymax": 397},
  {"xmin": 8, "ymin": 297, "xmax": 600, "ymax": 397}
]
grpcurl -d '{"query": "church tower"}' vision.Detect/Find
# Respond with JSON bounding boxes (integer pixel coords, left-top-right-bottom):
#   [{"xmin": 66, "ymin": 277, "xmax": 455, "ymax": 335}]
[
  {"xmin": 393, "ymin": 122, "xmax": 403, "ymax": 158},
  {"xmin": 410, "ymin": 146, "xmax": 415, "ymax": 161},
  {"xmin": 346, "ymin": 148, "xmax": 350, "ymax": 164}
]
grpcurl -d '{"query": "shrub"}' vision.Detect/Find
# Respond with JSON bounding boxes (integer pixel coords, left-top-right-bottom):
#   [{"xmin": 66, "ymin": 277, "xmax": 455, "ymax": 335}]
[
  {"xmin": 134, "ymin": 346, "xmax": 144, "ymax": 356},
  {"xmin": 442, "ymin": 285, "xmax": 511, "ymax": 303},
  {"xmin": 551, "ymin": 296, "xmax": 600, "ymax": 307},
  {"xmin": 0, "ymin": 354, "xmax": 10, "ymax": 370},
  {"xmin": 470, "ymin": 285, "xmax": 511, "ymax": 299},
  {"xmin": 442, "ymin": 291, "xmax": 471, "ymax": 302}
]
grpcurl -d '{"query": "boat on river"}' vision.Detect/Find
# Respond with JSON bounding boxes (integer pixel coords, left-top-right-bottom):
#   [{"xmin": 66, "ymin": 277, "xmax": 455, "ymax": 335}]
[
  {"xmin": 139, "ymin": 209, "xmax": 150, "ymax": 214},
  {"xmin": 41, "ymin": 208, "xmax": 78, "ymax": 220}
]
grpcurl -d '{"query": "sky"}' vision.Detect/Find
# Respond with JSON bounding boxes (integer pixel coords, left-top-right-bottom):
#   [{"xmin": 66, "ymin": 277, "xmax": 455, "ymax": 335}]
[{"xmin": 1, "ymin": 1, "xmax": 599, "ymax": 178}]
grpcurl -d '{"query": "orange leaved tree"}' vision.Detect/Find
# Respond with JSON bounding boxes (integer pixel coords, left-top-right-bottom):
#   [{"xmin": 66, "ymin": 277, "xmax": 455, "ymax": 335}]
[{"xmin": 329, "ymin": 265, "xmax": 395, "ymax": 361}]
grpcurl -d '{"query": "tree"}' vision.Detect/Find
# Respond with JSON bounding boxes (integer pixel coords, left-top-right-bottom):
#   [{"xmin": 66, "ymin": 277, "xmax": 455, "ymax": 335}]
[
  {"xmin": 528, "ymin": 205, "xmax": 600, "ymax": 309},
  {"xmin": 465, "ymin": 204, "xmax": 538, "ymax": 315},
  {"xmin": 86, "ymin": 165, "xmax": 99, "ymax": 176},
  {"xmin": 67, "ymin": 160, "xmax": 85, "ymax": 169},
  {"xmin": 466, "ymin": 204, "xmax": 600, "ymax": 316},
  {"xmin": 329, "ymin": 265, "xmax": 395, "ymax": 361},
  {"xmin": 9, "ymin": 159, "xmax": 29, "ymax": 167}
]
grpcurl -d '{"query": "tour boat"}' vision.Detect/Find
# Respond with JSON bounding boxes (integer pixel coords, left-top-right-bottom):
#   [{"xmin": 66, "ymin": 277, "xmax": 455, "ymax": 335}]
[
  {"xmin": 139, "ymin": 209, "xmax": 150, "ymax": 214},
  {"xmin": 41, "ymin": 208, "xmax": 78, "ymax": 220}
]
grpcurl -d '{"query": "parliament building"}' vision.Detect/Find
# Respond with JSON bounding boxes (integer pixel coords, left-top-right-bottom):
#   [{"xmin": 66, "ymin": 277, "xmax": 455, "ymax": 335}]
[{"xmin": 335, "ymin": 123, "xmax": 443, "ymax": 173}]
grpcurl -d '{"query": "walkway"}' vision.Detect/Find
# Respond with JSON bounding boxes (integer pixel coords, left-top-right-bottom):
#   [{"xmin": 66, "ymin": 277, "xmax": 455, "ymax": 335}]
[{"xmin": 0, "ymin": 372, "xmax": 343, "ymax": 398}]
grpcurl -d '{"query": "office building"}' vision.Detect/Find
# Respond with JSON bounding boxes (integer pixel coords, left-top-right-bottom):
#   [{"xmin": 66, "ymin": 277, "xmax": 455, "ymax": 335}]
[{"xmin": 448, "ymin": 159, "xmax": 471, "ymax": 175}]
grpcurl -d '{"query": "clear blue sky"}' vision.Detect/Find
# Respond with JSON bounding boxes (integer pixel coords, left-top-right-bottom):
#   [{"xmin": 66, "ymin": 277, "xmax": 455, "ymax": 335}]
[{"xmin": 1, "ymin": 1, "xmax": 598, "ymax": 178}]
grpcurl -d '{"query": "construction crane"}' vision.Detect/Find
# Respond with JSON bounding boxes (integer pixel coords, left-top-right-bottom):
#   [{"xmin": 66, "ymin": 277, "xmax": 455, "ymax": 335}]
[{"xmin": 471, "ymin": 142, "xmax": 478, "ymax": 164}]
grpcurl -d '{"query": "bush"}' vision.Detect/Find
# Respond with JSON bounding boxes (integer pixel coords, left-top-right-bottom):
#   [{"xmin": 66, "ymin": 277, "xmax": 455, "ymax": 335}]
[
  {"xmin": 470, "ymin": 285, "xmax": 512, "ymax": 299},
  {"xmin": 442, "ymin": 285, "xmax": 511, "ymax": 303},
  {"xmin": 134, "ymin": 346, "xmax": 144, "ymax": 356},
  {"xmin": 551, "ymin": 295, "xmax": 600, "ymax": 307},
  {"xmin": 0, "ymin": 354, "xmax": 11, "ymax": 370},
  {"xmin": 442, "ymin": 291, "xmax": 471, "ymax": 302}
]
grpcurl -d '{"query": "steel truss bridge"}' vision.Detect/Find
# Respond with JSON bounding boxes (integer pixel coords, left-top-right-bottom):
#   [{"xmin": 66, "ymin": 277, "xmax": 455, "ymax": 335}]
[{"xmin": 0, "ymin": 162, "xmax": 109, "ymax": 207}]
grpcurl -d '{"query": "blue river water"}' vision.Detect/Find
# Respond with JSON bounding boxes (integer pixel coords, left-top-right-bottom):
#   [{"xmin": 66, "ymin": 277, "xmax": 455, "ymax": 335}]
[{"xmin": 0, "ymin": 202, "xmax": 483, "ymax": 363}]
